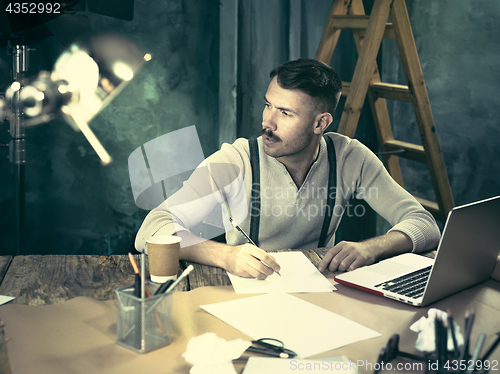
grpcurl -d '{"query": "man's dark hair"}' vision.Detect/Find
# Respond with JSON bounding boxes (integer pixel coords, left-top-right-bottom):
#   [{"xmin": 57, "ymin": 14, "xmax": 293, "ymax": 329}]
[{"xmin": 270, "ymin": 58, "xmax": 342, "ymax": 115}]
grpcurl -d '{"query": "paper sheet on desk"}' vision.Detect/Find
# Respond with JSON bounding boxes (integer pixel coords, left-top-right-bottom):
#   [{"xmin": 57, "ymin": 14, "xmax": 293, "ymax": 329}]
[
  {"xmin": 242, "ymin": 356, "xmax": 360, "ymax": 374},
  {"xmin": 0, "ymin": 295, "xmax": 15, "ymax": 305},
  {"xmin": 201, "ymin": 293, "xmax": 381, "ymax": 358},
  {"xmin": 227, "ymin": 251, "xmax": 336, "ymax": 293}
]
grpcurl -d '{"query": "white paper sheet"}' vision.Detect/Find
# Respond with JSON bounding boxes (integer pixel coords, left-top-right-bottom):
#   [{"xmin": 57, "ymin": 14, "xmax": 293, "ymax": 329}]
[
  {"xmin": 227, "ymin": 251, "xmax": 336, "ymax": 293},
  {"xmin": 242, "ymin": 356, "xmax": 360, "ymax": 374},
  {"xmin": 200, "ymin": 293, "xmax": 381, "ymax": 358},
  {"xmin": 0, "ymin": 295, "xmax": 15, "ymax": 306}
]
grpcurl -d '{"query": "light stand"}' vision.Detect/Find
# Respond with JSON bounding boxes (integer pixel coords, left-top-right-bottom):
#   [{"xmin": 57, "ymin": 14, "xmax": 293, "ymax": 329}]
[{"xmin": 8, "ymin": 41, "xmax": 29, "ymax": 255}]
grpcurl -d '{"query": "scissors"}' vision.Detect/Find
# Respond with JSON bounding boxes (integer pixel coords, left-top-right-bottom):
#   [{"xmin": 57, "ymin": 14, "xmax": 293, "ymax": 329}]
[{"xmin": 245, "ymin": 338, "xmax": 297, "ymax": 359}]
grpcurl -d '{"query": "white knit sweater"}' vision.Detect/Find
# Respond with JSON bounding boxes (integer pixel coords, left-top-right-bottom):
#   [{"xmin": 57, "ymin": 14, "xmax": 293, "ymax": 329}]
[{"xmin": 135, "ymin": 132, "xmax": 441, "ymax": 253}]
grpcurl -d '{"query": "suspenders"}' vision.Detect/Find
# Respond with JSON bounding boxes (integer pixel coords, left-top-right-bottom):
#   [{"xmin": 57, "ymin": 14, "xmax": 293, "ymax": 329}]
[
  {"xmin": 248, "ymin": 135, "xmax": 337, "ymax": 248},
  {"xmin": 248, "ymin": 138, "xmax": 261, "ymax": 246},
  {"xmin": 319, "ymin": 135, "xmax": 337, "ymax": 248}
]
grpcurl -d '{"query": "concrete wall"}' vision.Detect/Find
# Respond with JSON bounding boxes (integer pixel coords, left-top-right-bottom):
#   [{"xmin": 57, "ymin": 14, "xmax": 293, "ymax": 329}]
[{"xmin": 1, "ymin": 0, "xmax": 499, "ymax": 255}]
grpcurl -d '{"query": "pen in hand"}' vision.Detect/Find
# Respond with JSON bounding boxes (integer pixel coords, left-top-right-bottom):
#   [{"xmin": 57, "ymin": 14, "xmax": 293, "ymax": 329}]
[
  {"xmin": 229, "ymin": 217, "xmax": 281, "ymax": 276},
  {"xmin": 249, "ymin": 254, "xmax": 281, "ymax": 277},
  {"xmin": 229, "ymin": 217, "xmax": 257, "ymax": 246}
]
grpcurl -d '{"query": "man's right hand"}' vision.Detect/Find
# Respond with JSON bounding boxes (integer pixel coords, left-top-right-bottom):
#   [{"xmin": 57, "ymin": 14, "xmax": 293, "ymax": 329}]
[{"xmin": 224, "ymin": 243, "xmax": 281, "ymax": 279}]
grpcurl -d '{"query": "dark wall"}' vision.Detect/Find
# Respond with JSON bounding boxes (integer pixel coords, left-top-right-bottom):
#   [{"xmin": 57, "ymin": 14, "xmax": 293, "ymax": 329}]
[{"xmin": 1, "ymin": 0, "xmax": 498, "ymax": 255}]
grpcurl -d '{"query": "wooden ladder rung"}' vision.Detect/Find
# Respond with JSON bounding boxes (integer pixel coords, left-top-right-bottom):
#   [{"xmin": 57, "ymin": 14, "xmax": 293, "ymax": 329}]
[
  {"xmin": 370, "ymin": 82, "xmax": 412, "ymax": 102},
  {"xmin": 384, "ymin": 140, "xmax": 426, "ymax": 163},
  {"xmin": 414, "ymin": 196, "xmax": 440, "ymax": 218},
  {"xmin": 341, "ymin": 81, "xmax": 351, "ymax": 96},
  {"xmin": 330, "ymin": 15, "xmax": 395, "ymax": 38},
  {"xmin": 345, "ymin": 82, "xmax": 412, "ymax": 102}
]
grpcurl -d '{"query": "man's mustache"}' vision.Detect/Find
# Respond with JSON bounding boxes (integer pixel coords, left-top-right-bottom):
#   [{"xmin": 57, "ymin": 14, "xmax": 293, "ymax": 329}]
[{"xmin": 261, "ymin": 128, "xmax": 281, "ymax": 142}]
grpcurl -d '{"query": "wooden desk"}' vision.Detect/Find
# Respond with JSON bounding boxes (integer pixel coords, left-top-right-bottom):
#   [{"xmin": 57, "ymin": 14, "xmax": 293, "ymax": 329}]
[
  {"xmin": 0, "ymin": 249, "xmax": 326, "ymax": 304},
  {"xmin": 0, "ymin": 255, "xmax": 188, "ymax": 306},
  {"xmin": 0, "ymin": 251, "xmax": 499, "ymax": 374}
]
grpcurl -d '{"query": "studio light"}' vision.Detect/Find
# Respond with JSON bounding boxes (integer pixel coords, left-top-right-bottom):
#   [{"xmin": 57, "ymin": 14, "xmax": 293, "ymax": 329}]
[{"xmin": 2, "ymin": 32, "xmax": 151, "ymax": 165}]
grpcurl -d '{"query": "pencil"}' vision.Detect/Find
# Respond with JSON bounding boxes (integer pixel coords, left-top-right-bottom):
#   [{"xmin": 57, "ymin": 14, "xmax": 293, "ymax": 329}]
[
  {"xmin": 460, "ymin": 308, "xmax": 475, "ymax": 362},
  {"xmin": 165, "ymin": 265, "xmax": 194, "ymax": 293},
  {"xmin": 212, "ymin": 176, "xmax": 281, "ymax": 277},
  {"xmin": 446, "ymin": 310, "xmax": 459, "ymax": 357},
  {"xmin": 466, "ymin": 333, "xmax": 485, "ymax": 374},
  {"xmin": 229, "ymin": 217, "xmax": 257, "ymax": 246},
  {"xmin": 146, "ymin": 265, "xmax": 195, "ymax": 315},
  {"xmin": 481, "ymin": 331, "xmax": 500, "ymax": 362},
  {"xmin": 128, "ymin": 253, "xmax": 151, "ymax": 297},
  {"xmin": 154, "ymin": 279, "xmax": 175, "ymax": 295},
  {"xmin": 434, "ymin": 316, "xmax": 443, "ymax": 367},
  {"xmin": 440, "ymin": 316, "xmax": 449, "ymax": 363},
  {"xmin": 128, "ymin": 253, "xmax": 166, "ymax": 336},
  {"xmin": 229, "ymin": 217, "xmax": 281, "ymax": 276}
]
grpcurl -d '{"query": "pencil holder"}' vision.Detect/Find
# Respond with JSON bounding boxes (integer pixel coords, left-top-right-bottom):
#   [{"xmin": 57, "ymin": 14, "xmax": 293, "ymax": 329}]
[{"xmin": 114, "ymin": 282, "xmax": 173, "ymax": 353}]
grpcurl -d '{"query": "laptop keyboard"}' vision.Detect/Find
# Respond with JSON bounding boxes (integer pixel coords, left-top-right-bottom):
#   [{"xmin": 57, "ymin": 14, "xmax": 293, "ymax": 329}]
[{"xmin": 374, "ymin": 266, "xmax": 432, "ymax": 299}]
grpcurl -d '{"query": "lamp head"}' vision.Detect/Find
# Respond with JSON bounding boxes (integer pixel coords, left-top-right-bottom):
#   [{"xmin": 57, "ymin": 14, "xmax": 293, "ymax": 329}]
[
  {"xmin": 53, "ymin": 32, "xmax": 151, "ymax": 126},
  {"xmin": 2, "ymin": 32, "xmax": 151, "ymax": 165}
]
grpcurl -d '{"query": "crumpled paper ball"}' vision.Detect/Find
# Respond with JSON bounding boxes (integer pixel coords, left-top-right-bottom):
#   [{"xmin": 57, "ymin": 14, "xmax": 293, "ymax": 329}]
[
  {"xmin": 182, "ymin": 333, "xmax": 252, "ymax": 374},
  {"xmin": 410, "ymin": 308, "xmax": 464, "ymax": 352}
]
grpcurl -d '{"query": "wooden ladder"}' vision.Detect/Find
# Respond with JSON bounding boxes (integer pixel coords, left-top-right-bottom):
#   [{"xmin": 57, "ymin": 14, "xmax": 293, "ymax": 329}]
[{"xmin": 316, "ymin": 0, "xmax": 454, "ymax": 221}]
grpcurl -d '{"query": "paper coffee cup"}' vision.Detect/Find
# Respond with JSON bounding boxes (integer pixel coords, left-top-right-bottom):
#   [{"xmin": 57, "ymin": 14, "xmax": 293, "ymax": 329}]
[{"xmin": 146, "ymin": 235, "xmax": 181, "ymax": 283}]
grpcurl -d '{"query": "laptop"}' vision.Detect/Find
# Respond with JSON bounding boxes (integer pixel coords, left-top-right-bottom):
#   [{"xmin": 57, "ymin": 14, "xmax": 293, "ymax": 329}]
[{"xmin": 334, "ymin": 196, "xmax": 500, "ymax": 306}]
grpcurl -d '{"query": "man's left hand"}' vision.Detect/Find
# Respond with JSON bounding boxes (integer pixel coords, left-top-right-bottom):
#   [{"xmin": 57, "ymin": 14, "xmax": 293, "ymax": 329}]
[
  {"xmin": 318, "ymin": 241, "xmax": 376, "ymax": 273},
  {"xmin": 317, "ymin": 231, "xmax": 414, "ymax": 273}
]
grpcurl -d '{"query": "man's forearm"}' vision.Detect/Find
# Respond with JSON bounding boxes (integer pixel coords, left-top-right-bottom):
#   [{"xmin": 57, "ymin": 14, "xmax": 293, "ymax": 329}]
[
  {"xmin": 175, "ymin": 230, "xmax": 232, "ymax": 270},
  {"xmin": 363, "ymin": 230, "xmax": 414, "ymax": 261}
]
